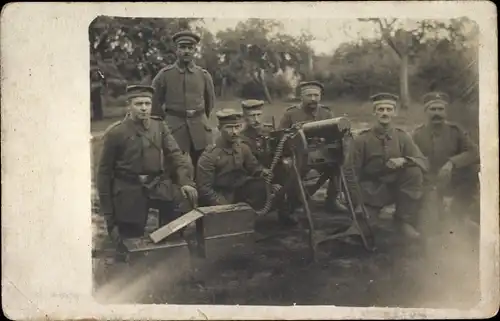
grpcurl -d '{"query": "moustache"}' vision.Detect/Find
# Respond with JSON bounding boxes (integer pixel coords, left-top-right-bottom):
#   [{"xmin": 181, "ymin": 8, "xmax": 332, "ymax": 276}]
[{"xmin": 432, "ymin": 115, "xmax": 444, "ymax": 120}]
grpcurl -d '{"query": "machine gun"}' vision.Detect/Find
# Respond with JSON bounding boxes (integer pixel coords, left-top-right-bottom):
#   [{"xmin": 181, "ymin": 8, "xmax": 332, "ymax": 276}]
[{"xmin": 256, "ymin": 117, "xmax": 376, "ymax": 261}]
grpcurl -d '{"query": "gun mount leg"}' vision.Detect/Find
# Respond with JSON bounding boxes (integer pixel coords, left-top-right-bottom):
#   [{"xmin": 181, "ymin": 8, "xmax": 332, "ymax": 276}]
[{"xmin": 292, "ymin": 153, "xmax": 318, "ymax": 263}]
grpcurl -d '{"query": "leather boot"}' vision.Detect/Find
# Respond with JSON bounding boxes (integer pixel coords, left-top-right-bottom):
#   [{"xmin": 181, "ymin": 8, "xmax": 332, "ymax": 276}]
[
  {"xmin": 324, "ymin": 179, "xmax": 349, "ymax": 213},
  {"xmin": 394, "ymin": 194, "xmax": 422, "ymax": 240}
]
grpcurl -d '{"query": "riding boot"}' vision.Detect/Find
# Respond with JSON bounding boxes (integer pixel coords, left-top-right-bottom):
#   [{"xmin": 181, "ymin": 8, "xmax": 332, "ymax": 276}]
[
  {"xmin": 324, "ymin": 178, "xmax": 349, "ymax": 213},
  {"xmin": 394, "ymin": 194, "xmax": 422, "ymax": 240}
]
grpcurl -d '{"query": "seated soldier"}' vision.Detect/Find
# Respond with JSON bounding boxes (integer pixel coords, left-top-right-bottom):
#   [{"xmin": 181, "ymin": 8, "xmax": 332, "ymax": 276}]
[
  {"xmin": 412, "ymin": 91, "xmax": 480, "ymax": 225},
  {"xmin": 278, "ymin": 80, "xmax": 348, "ymax": 215},
  {"xmin": 96, "ymin": 85, "xmax": 198, "ymax": 257},
  {"xmin": 239, "ymin": 99, "xmax": 274, "ymax": 165},
  {"xmin": 346, "ymin": 93, "xmax": 429, "ymax": 239},
  {"xmin": 196, "ymin": 108, "xmax": 274, "ymax": 209}
]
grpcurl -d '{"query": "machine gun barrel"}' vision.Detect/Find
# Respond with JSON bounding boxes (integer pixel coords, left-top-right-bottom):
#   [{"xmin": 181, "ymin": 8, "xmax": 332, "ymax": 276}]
[{"xmin": 300, "ymin": 117, "xmax": 351, "ymax": 138}]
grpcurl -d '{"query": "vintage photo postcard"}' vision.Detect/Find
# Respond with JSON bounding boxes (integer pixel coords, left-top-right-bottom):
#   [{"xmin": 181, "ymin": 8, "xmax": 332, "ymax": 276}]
[{"xmin": 2, "ymin": 1, "xmax": 499, "ymax": 320}]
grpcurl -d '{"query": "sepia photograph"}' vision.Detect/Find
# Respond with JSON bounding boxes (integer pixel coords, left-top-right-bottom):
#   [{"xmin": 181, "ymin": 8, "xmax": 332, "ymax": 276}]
[
  {"xmin": 90, "ymin": 15, "xmax": 482, "ymax": 308},
  {"xmin": 2, "ymin": 2, "xmax": 497, "ymax": 320}
]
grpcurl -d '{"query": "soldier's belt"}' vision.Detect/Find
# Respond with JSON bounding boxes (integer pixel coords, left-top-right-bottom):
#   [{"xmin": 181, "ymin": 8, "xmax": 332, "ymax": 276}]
[
  {"xmin": 165, "ymin": 109, "xmax": 204, "ymax": 118},
  {"xmin": 114, "ymin": 171, "xmax": 163, "ymax": 184}
]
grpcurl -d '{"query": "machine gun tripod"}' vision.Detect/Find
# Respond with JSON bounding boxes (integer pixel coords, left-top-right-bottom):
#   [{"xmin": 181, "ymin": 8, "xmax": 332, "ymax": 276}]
[{"xmin": 256, "ymin": 117, "xmax": 376, "ymax": 261}]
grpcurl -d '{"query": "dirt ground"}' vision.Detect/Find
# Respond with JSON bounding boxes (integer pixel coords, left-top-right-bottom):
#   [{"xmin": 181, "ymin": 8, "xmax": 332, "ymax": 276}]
[{"xmin": 91, "ymin": 99, "xmax": 480, "ymax": 308}]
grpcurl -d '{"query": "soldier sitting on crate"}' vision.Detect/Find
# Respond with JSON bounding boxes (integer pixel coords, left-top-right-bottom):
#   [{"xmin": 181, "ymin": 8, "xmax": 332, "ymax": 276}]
[
  {"xmin": 346, "ymin": 93, "xmax": 429, "ymax": 239},
  {"xmin": 239, "ymin": 99, "xmax": 275, "ymax": 165},
  {"xmin": 196, "ymin": 108, "xmax": 279, "ymax": 209},
  {"xmin": 412, "ymin": 91, "xmax": 480, "ymax": 227},
  {"xmin": 96, "ymin": 85, "xmax": 198, "ymax": 258},
  {"xmin": 277, "ymin": 80, "xmax": 349, "ymax": 216}
]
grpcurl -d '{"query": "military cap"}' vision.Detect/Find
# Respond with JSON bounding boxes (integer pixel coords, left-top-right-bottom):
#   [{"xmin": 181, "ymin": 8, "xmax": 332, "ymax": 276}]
[
  {"xmin": 241, "ymin": 99, "xmax": 265, "ymax": 112},
  {"xmin": 297, "ymin": 80, "xmax": 324, "ymax": 93},
  {"xmin": 370, "ymin": 92, "xmax": 399, "ymax": 107},
  {"xmin": 422, "ymin": 91, "xmax": 450, "ymax": 108},
  {"xmin": 125, "ymin": 85, "xmax": 155, "ymax": 99},
  {"xmin": 216, "ymin": 108, "xmax": 244, "ymax": 125},
  {"xmin": 172, "ymin": 30, "xmax": 201, "ymax": 45}
]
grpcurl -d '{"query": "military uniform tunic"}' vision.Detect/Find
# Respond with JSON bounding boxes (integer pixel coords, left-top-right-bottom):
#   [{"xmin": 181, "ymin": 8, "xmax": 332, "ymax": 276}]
[
  {"xmin": 412, "ymin": 121, "xmax": 479, "ymax": 219},
  {"xmin": 240, "ymin": 123, "xmax": 274, "ymax": 165},
  {"xmin": 347, "ymin": 124, "xmax": 429, "ymax": 208},
  {"xmin": 196, "ymin": 137, "xmax": 266, "ymax": 206},
  {"xmin": 151, "ymin": 61, "xmax": 216, "ymax": 154},
  {"xmin": 97, "ymin": 118, "xmax": 194, "ymax": 225},
  {"xmin": 412, "ymin": 121, "xmax": 479, "ymax": 179}
]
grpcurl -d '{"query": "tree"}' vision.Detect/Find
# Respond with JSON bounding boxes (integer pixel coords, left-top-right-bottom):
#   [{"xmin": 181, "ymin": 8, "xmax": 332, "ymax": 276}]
[
  {"xmin": 89, "ymin": 17, "xmax": 202, "ymax": 85},
  {"xmin": 215, "ymin": 19, "xmax": 313, "ymax": 102}
]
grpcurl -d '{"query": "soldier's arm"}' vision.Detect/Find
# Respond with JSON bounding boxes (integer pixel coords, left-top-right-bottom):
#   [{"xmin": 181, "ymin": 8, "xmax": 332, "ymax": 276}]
[
  {"xmin": 242, "ymin": 143, "xmax": 264, "ymax": 176},
  {"xmin": 161, "ymin": 122, "xmax": 195, "ymax": 186},
  {"xmin": 401, "ymin": 131, "xmax": 429, "ymax": 172},
  {"xmin": 449, "ymin": 127, "xmax": 480, "ymax": 168},
  {"xmin": 196, "ymin": 151, "xmax": 228, "ymax": 205},
  {"xmin": 151, "ymin": 70, "xmax": 166, "ymax": 119},
  {"xmin": 203, "ymin": 70, "xmax": 216, "ymax": 118},
  {"xmin": 96, "ymin": 131, "xmax": 118, "ymax": 214},
  {"xmin": 278, "ymin": 112, "xmax": 291, "ymax": 129}
]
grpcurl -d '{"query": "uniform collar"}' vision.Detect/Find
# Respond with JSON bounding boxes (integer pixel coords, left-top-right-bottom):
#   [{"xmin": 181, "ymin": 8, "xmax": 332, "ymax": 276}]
[
  {"xmin": 372, "ymin": 123, "xmax": 394, "ymax": 139},
  {"xmin": 175, "ymin": 60, "xmax": 196, "ymax": 73},
  {"xmin": 243, "ymin": 125, "xmax": 260, "ymax": 137},
  {"xmin": 125, "ymin": 117, "xmax": 151, "ymax": 132},
  {"xmin": 300, "ymin": 102, "xmax": 319, "ymax": 116},
  {"xmin": 216, "ymin": 136, "xmax": 238, "ymax": 154}
]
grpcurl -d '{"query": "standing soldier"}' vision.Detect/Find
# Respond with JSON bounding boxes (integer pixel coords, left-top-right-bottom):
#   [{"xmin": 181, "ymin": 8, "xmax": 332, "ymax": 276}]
[
  {"xmin": 240, "ymin": 99, "xmax": 274, "ymax": 165},
  {"xmin": 196, "ymin": 109, "xmax": 274, "ymax": 209},
  {"xmin": 346, "ymin": 93, "xmax": 429, "ymax": 239},
  {"xmin": 97, "ymin": 85, "xmax": 198, "ymax": 258},
  {"xmin": 151, "ymin": 30, "xmax": 216, "ymax": 169},
  {"xmin": 412, "ymin": 91, "xmax": 480, "ymax": 225},
  {"xmin": 278, "ymin": 81, "xmax": 348, "ymax": 214}
]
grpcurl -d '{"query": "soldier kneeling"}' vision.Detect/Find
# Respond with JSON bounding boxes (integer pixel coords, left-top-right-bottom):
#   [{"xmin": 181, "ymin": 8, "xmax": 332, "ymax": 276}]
[
  {"xmin": 346, "ymin": 93, "xmax": 429, "ymax": 239},
  {"xmin": 196, "ymin": 108, "xmax": 278, "ymax": 209},
  {"xmin": 96, "ymin": 85, "xmax": 198, "ymax": 260}
]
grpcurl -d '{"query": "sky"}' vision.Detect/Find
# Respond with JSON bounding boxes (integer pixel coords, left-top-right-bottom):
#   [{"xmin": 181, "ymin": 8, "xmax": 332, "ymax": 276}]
[{"xmin": 199, "ymin": 18, "xmax": 380, "ymax": 55}]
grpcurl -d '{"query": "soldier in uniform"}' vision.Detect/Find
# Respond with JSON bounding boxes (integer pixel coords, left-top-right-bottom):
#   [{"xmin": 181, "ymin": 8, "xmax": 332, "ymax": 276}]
[
  {"xmin": 412, "ymin": 91, "xmax": 480, "ymax": 224},
  {"xmin": 239, "ymin": 99, "xmax": 274, "ymax": 164},
  {"xmin": 346, "ymin": 93, "xmax": 429, "ymax": 239},
  {"xmin": 97, "ymin": 85, "xmax": 198, "ymax": 254},
  {"xmin": 278, "ymin": 81, "xmax": 348, "ymax": 214},
  {"xmin": 196, "ymin": 109, "xmax": 274, "ymax": 209},
  {"xmin": 151, "ymin": 30, "xmax": 217, "ymax": 169}
]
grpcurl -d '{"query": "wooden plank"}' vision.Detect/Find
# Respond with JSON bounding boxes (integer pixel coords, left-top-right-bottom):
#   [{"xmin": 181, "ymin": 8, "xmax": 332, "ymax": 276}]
[
  {"xmin": 123, "ymin": 231, "xmax": 254, "ymax": 254},
  {"xmin": 149, "ymin": 202, "xmax": 256, "ymax": 244},
  {"xmin": 149, "ymin": 210, "xmax": 204, "ymax": 244}
]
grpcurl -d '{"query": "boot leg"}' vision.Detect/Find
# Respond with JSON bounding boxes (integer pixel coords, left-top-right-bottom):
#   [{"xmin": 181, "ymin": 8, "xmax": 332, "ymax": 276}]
[
  {"xmin": 324, "ymin": 176, "xmax": 349, "ymax": 213},
  {"xmin": 394, "ymin": 194, "xmax": 422, "ymax": 239}
]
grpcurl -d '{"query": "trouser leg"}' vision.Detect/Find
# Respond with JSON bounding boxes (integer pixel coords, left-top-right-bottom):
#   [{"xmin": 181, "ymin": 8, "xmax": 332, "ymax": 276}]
[
  {"xmin": 156, "ymin": 200, "xmax": 181, "ymax": 228},
  {"xmin": 324, "ymin": 168, "xmax": 349, "ymax": 213},
  {"xmin": 189, "ymin": 145, "xmax": 204, "ymax": 174},
  {"xmin": 394, "ymin": 167, "xmax": 424, "ymax": 238}
]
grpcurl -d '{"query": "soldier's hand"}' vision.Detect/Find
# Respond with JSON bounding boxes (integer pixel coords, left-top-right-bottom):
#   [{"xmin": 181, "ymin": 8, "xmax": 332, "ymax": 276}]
[
  {"xmin": 438, "ymin": 161, "xmax": 454, "ymax": 185},
  {"xmin": 386, "ymin": 157, "xmax": 407, "ymax": 169},
  {"xmin": 261, "ymin": 168, "xmax": 272, "ymax": 178},
  {"xmin": 181, "ymin": 185, "xmax": 198, "ymax": 207}
]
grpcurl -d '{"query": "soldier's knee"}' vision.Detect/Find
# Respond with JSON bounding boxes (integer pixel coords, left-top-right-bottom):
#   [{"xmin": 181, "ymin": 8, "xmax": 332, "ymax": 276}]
[{"xmin": 402, "ymin": 166, "xmax": 423, "ymax": 182}]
